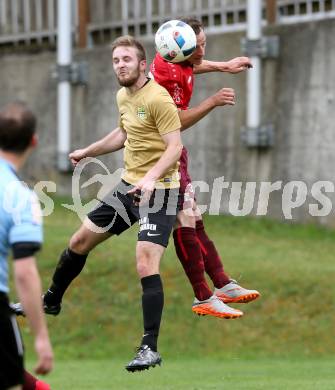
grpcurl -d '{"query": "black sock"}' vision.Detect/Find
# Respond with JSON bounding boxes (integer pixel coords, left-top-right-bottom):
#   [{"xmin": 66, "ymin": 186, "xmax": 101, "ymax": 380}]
[
  {"xmin": 44, "ymin": 248, "xmax": 88, "ymax": 305},
  {"xmin": 140, "ymin": 274, "xmax": 164, "ymax": 352}
]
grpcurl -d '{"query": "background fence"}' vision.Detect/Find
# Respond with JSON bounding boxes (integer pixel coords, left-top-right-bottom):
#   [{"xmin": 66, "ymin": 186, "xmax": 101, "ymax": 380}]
[{"xmin": 0, "ymin": 0, "xmax": 334, "ymax": 47}]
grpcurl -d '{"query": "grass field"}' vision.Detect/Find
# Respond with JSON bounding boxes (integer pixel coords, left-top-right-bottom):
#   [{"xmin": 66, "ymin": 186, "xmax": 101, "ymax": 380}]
[
  {"xmin": 27, "ymin": 358, "xmax": 335, "ymax": 389},
  {"xmin": 16, "ymin": 199, "xmax": 335, "ymax": 388}
]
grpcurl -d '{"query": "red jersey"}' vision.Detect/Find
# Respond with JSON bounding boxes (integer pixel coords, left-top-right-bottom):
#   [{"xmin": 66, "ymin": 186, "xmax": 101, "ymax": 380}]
[
  {"xmin": 150, "ymin": 54, "xmax": 195, "ymax": 198},
  {"xmin": 150, "ymin": 53, "xmax": 194, "ymax": 110}
]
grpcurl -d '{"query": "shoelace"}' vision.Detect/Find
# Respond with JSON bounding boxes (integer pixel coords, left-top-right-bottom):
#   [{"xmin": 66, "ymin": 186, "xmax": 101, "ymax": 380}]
[{"xmin": 134, "ymin": 346, "xmax": 147, "ymax": 358}]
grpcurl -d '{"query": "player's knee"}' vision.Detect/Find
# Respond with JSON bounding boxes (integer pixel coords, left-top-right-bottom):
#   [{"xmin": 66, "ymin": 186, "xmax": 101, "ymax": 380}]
[
  {"xmin": 69, "ymin": 232, "xmax": 90, "ymax": 254},
  {"xmin": 175, "ymin": 211, "xmax": 196, "ymax": 229},
  {"xmin": 136, "ymin": 250, "xmax": 151, "ymax": 276},
  {"xmin": 136, "ymin": 250, "xmax": 159, "ymax": 277},
  {"xmin": 136, "ymin": 259, "xmax": 151, "ymax": 278}
]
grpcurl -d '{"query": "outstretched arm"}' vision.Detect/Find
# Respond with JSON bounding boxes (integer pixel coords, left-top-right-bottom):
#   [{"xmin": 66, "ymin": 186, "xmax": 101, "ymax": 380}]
[
  {"xmin": 69, "ymin": 127, "xmax": 127, "ymax": 166},
  {"xmin": 179, "ymin": 88, "xmax": 235, "ymax": 131},
  {"xmin": 194, "ymin": 57, "xmax": 253, "ymax": 74}
]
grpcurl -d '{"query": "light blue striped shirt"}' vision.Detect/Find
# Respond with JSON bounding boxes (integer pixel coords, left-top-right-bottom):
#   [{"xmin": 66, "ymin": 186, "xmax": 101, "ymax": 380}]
[{"xmin": 0, "ymin": 158, "xmax": 43, "ymax": 293}]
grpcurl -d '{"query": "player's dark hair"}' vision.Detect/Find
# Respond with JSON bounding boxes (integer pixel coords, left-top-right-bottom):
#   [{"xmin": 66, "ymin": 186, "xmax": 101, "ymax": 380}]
[
  {"xmin": 0, "ymin": 101, "xmax": 37, "ymax": 153},
  {"xmin": 180, "ymin": 17, "xmax": 204, "ymax": 35},
  {"xmin": 111, "ymin": 35, "xmax": 146, "ymax": 61}
]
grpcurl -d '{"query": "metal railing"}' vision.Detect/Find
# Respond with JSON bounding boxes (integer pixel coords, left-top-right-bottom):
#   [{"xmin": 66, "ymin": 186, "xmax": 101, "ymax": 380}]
[
  {"xmin": 0, "ymin": 0, "xmax": 77, "ymax": 45},
  {"xmin": 278, "ymin": 0, "xmax": 335, "ymax": 24},
  {"xmin": 0, "ymin": 0, "xmax": 334, "ymax": 47}
]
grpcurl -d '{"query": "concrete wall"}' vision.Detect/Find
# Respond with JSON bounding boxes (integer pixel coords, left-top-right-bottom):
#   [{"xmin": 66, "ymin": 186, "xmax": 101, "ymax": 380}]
[{"xmin": 1, "ymin": 19, "xmax": 335, "ymax": 225}]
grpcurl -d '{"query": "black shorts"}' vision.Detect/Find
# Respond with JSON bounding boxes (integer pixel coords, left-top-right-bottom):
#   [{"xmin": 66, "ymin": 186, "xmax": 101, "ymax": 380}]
[
  {"xmin": 0, "ymin": 293, "xmax": 24, "ymax": 389},
  {"xmin": 87, "ymin": 180, "xmax": 180, "ymax": 247}
]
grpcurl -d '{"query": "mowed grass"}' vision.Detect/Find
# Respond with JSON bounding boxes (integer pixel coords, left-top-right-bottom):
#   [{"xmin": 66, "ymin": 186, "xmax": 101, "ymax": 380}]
[
  {"xmin": 16, "ymin": 198, "xmax": 335, "ymax": 388},
  {"xmin": 27, "ymin": 358, "xmax": 335, "ymax": 390}
]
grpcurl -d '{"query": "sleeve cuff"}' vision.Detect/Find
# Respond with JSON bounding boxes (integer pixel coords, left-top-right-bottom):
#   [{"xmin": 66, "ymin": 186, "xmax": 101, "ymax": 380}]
[{"xmin": 11, "ymin": 242, "xmax": 42, "ymax": 259}]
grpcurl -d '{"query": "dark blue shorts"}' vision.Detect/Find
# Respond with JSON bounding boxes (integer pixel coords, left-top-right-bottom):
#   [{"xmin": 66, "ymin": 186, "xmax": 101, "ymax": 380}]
[{"xmin": 87, "ymin": 180, "xmax": 180, "ymax": 248}]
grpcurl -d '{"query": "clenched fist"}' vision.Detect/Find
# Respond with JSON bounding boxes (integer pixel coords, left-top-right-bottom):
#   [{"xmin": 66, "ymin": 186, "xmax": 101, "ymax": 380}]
[
  {"xmin": 69, "ymin": 149, "xmax": 87, "ymax": 167},
  {"xmin": 211, "ymin": 88, "xmax": 235, "ymax": 107}
]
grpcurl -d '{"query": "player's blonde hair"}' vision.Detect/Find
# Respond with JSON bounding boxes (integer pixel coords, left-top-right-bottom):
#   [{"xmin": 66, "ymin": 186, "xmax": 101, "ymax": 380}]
[{"xmin": 111, "ymin": 35, "xmax": 146, "ymax": 61}]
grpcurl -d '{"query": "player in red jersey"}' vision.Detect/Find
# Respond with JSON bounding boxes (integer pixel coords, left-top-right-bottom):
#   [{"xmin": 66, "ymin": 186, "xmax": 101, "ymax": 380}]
[{"xmin": 150, "ymin": 17, "xmax": 260, "ymax": 318}]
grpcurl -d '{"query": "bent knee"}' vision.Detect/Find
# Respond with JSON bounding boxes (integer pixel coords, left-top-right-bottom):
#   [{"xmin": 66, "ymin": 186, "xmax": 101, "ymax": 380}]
[
  {"xmin": 175, "ymin": 211, "xmax": 196, "ymax": 229},
  {"xmin": 69, "ymin": 232, "xmax": 91, "ymax": 254}
]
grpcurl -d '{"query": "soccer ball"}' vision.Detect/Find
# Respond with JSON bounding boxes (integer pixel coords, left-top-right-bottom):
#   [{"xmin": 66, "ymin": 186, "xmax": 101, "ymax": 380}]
[{"xmin": 155, "ymin": 20, "xmax": 197, "ymax": 63}]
